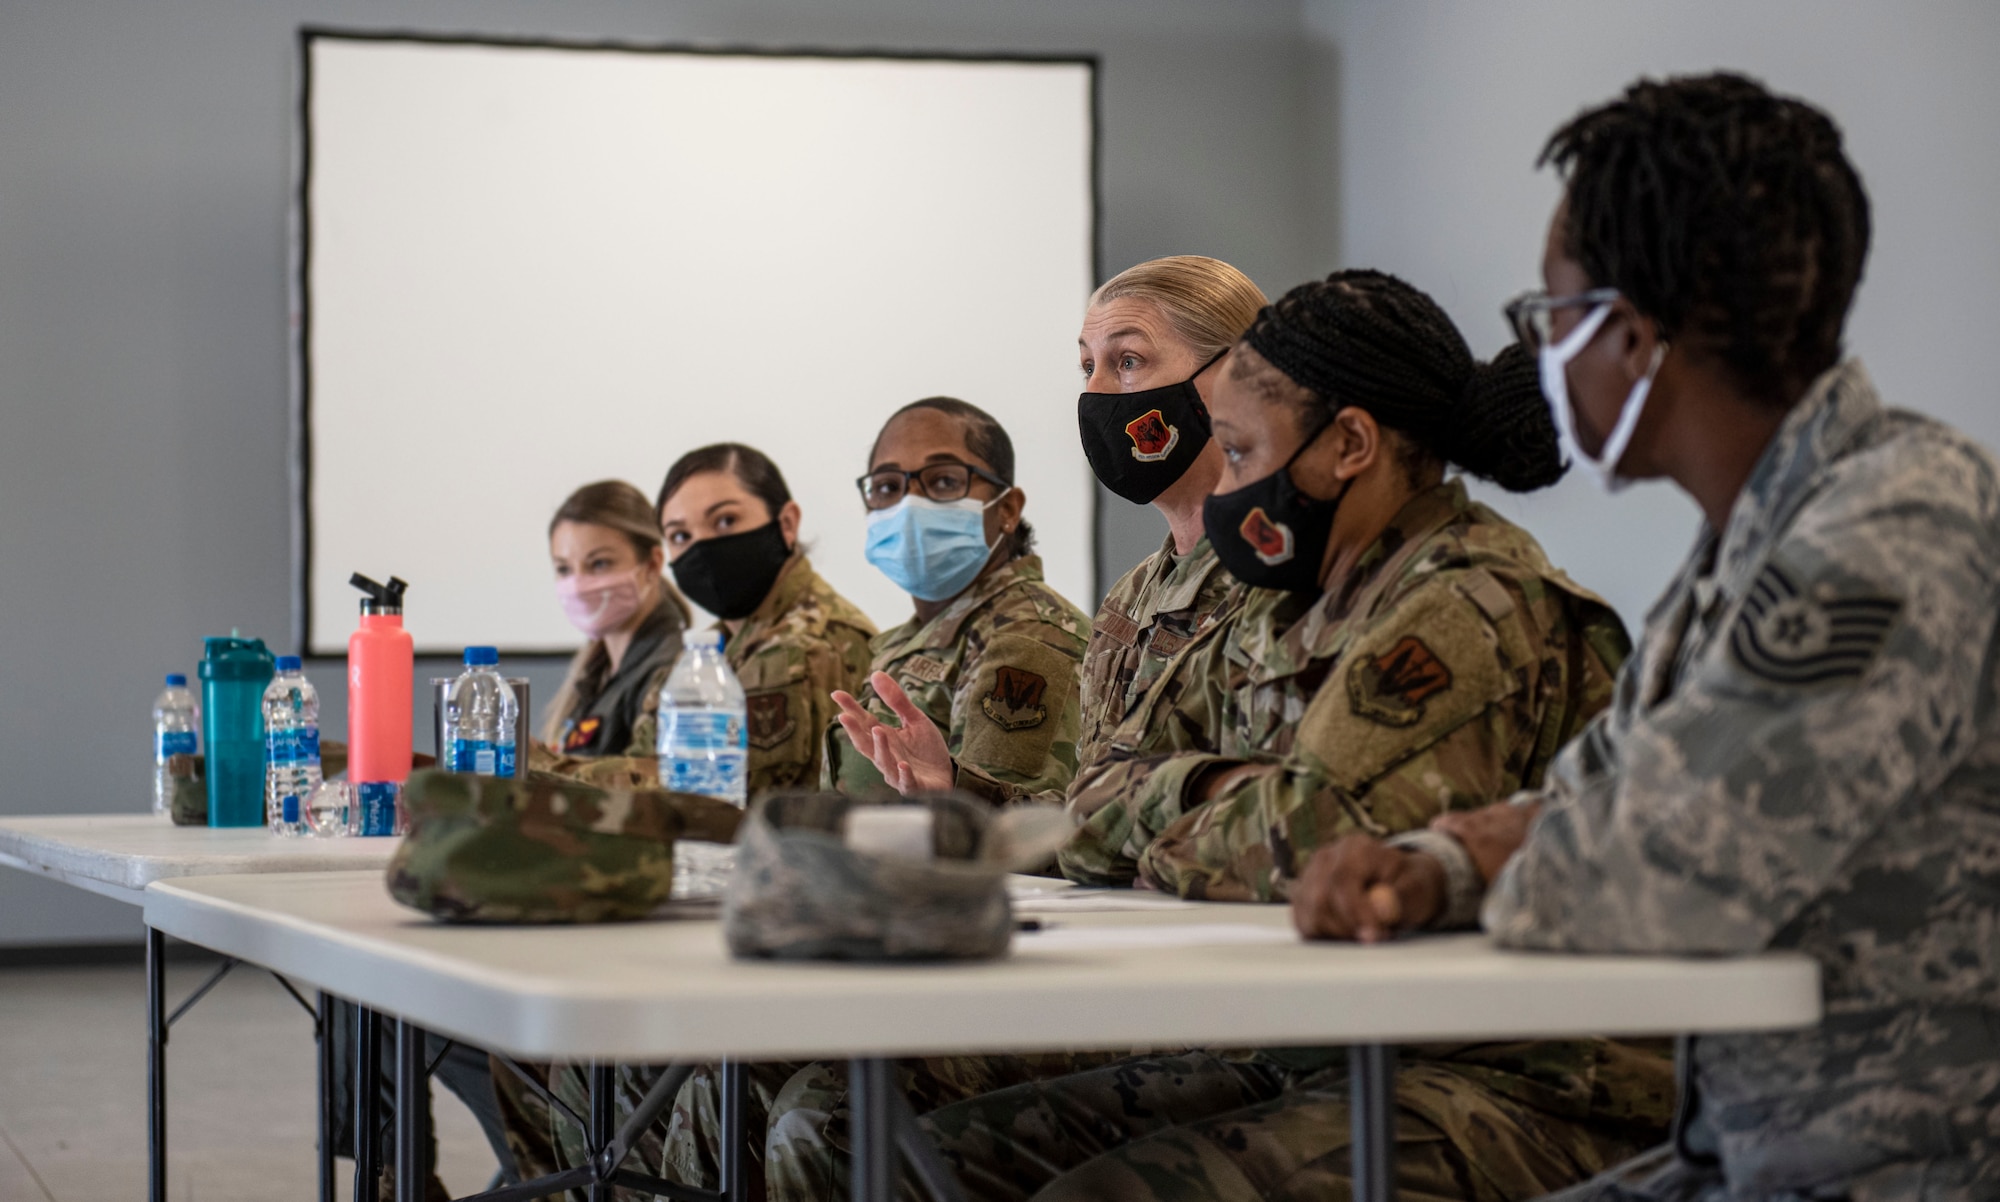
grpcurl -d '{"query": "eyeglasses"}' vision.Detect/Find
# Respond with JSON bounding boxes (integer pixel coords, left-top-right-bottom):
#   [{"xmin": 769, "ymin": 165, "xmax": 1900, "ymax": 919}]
[
  {"xmin": 1503, "ymin": 288, "xmax": 1620, "ymax": 352},
  {"xmin": 855, "ymin": 460, "xmax": 1010, "ymax": 510}
]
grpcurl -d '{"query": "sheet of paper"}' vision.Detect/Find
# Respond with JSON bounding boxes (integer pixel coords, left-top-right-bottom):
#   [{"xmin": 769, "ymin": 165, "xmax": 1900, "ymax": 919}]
[
  {"xmin": 1015, "ymin": 923, "xmax": 1298, "ymax": 952},
  {"xmin": 1012, "ymin": 890, "xmax": 1197, "ymax": 914}
]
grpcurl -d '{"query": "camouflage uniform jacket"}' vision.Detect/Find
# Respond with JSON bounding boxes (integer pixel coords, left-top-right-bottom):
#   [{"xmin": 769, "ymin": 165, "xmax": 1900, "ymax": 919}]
[
  {"xmin": 624, "ymin": 554, "xmax": 877, "ymax": 797},
  {"xmin": 824, "ymin": 554, "xmax": 1090, "ymax": 806},
  {"xmin": 1481, "ymin": 361, "xmax": 2000, "ymax": 1198},
  {"xmin": 1077, "ymin": 533, "xmax": 1243, "ymax": 772},
  {"xmin": 1072, "ymin": 478, "xmax": 1631, "ymax": 900}
]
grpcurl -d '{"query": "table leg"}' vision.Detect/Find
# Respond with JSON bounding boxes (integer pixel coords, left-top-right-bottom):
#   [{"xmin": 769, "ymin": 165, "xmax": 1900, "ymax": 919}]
[
  {"xmin": 146, "ymin": 925, "xmax": 167, "ymax": 1202},
  {"xmin": 588, "ymin": 1062, "xmax": 614, "ymax": 1202},
  {"xmin": 1348, "ymin": 1043, "xmax": 1397, "ymax": 1202},
  {"xmin": 396, "ymin": 1020, "xmax": 427, "ymax": 1202},
  {"xmin": 354, "ymin": 1007, "xmax": 382, "ymax": 1201},
  {"xmin": 318, "ymin": 992, "xmax": 337, "ymax": 1202},
  {"xmin": 850, "ymin": 1057, "xmax": 895, "ymax": 1202},
  {"xmin": 721, "ymin": 1059, "xmax": 747, "ymax": 1202}
]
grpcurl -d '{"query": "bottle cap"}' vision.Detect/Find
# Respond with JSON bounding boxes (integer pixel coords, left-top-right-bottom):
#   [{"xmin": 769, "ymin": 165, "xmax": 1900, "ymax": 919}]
[
  {"xmin": 351, "ymin": 573, "xmax": 410, "ymax": 615},
  {"xmin": 199, "ymin": 636, "xmax": 276, "ymax": 682},
  {"xmin": 276, "ymin": 655, "xmax": 303, "ymax": 672},
  {"xmin": 165, "ymin": 673, "xmax": 187, "ymax": 688},
  {"xmin": 691, "ymin": 629, "xmax": 724, "ymax": 653},
  {"xmin": 463, "ymin": 646, "xmax": 499, "ymax": 667}
]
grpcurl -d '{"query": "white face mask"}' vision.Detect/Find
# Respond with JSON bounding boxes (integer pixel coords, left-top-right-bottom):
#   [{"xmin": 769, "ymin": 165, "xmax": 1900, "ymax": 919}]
[{"xmin": 1537, "ymin": 301, "xmax": 1666, "ymax": 494}]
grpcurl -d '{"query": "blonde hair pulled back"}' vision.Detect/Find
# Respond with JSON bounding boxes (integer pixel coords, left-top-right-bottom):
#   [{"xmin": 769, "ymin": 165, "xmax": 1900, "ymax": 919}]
[{"xmin": 1089, "ymin": 255, "xmax": 1268, "ymax": 361}]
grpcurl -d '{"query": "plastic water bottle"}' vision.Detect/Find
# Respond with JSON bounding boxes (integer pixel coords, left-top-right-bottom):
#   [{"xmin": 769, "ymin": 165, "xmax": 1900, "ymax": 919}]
[
  {"xmin": 152, "ymin": 674, "xmax": 201, "ymax": 816},
  {"xmin": 445, "ymin": 647, "xmax": 518, "ymax": 778},
  {"xmin": 262, "ymin": 657, "xmax": 322, "ymax": 837},
  {"xmin": 657, "ymin": 630, "xmax": 747, "ymax": 806}
]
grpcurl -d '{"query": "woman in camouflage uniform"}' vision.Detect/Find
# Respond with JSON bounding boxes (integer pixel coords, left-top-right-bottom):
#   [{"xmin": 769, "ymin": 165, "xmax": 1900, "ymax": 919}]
[
  {"xmin": 504, "ymin": 445, "xmax": 878, "ymax": 1197},
  {"xmin": 827, "ymin": 396, "xmax": 1092, "ymax": 804},
  {"xmin": 817, "ymin": 272, "xmax": 1674, "ymax": 1202},
  {"xmin": 838, "ymin": 256, "xmax": 1270, "ymax": 872}
]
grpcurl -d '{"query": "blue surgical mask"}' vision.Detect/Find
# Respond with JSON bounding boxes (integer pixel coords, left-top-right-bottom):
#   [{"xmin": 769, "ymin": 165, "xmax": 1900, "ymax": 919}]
[{"xmin": 864, "ymin": 493, "xmax": 1008, "ymax": 602}]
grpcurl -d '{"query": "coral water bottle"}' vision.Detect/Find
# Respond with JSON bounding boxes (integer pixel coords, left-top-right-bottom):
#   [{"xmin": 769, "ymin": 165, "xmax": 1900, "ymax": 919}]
[
  {"xmin": 263, "ymin": 657, "xmax": 323, "ymax": 837},
  {"xmin": 347, "ymin": 574, "xmax": 412, "ymax": 836},
  {"xmin": 152, "ymin": 674, "xmax": 200, "ymax": 816}
]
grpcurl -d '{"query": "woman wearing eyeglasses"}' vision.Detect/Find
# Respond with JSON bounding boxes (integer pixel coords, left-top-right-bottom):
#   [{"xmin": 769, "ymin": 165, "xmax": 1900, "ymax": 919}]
[{"xmin": 827, "ymin": 396, "xmax": 1091, "ymax": 803}]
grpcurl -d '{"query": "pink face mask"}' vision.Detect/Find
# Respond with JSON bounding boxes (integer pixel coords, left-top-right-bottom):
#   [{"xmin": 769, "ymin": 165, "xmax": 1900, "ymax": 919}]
[{"xmin": 556, "ymin": 569, "xmax": 648, "ymax": 638}]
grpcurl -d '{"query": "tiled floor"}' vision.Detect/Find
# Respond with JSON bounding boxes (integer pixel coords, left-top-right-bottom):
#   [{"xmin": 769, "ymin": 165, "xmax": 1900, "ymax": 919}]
[{"xmin": 0, "ymin": 958, "xmax": 496, "ymax": 1201}]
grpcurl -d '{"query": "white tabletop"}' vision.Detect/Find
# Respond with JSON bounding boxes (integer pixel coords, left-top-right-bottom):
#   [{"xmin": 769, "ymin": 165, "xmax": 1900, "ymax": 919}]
[
  {"xmin": 0, "ymin": 814, "xmax": 399, "ymax": 906},
  {"xmin": 144, "ymin": 870, "xmax": 1822, "ymax": 1062}
]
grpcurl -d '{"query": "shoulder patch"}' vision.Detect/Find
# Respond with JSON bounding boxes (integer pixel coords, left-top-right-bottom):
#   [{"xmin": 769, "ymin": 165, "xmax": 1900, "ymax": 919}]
[
  {"xmin": 902, "ymin": 654, "xmax": 951, "ymax": 684},
  {"xmin": 981, "ymin": 666, "xmax": 1050, "ymax": 731},
  {"xmin": 1728, "ymin": 562, "xmax": 1900, "ymax": 688},
  {"xmin": 960, "ymin": 633, "xmax": 1080, "ymax": 782},
  {"xmin": 1295, "ymin": 582, "xmax": 1517, "ymax": 795},
  {"xmin": 745, "ymin": 690, "xmax": 797, "ymax": 750},
  {"xmin": 1347, "ymin": 636, "xmax": 1454, "ymax": 727}
]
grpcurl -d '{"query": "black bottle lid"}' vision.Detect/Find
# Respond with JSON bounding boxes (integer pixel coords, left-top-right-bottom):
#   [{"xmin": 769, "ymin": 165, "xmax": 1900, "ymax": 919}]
[{"xmin": 351, "ymin": 573, "xmax": 409, "ymax": 616}]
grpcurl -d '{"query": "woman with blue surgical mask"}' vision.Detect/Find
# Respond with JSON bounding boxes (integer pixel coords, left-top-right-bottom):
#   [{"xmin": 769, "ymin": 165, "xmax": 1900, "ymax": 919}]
[{"xmin": 827, "ymin": 395, "xmax": 1091, "ymax": 804}]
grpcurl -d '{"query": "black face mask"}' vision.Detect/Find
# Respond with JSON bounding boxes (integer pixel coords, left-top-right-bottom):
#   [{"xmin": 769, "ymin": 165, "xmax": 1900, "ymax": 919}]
[
  {"xmin": 670, "ymin": 522, "xmax": 793, "ymax": 620},
  {"xmin": 1076, "ymin": 350, "xmax": 1226, "ymax": 504},
  {"xmin": 1203, "ymin": 418, "xmax": 1349, "ymax": 594}
]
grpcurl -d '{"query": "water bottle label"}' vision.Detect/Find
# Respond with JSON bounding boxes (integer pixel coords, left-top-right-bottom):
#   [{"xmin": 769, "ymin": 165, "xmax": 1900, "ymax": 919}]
[
  {"xmin": 355, "ymin": 782, "xmax": 399, "ymax": 837},
  {"xmin": 157, "ymin": 731, "xmax": 197, "ymax": 759},
  {"xmin": 282, "ymin": 794, "xmax": 300, "ymax": 824},
  {"xmin": 296, "ymin": 726, "xmax": 320, "ymax": 762},
  {"xmin": 659, "ymin": 709, "xmax": 748, "ymax": 799},
  {"xmin": 497, "ymin": 741, "xmax": 516, "ymax": 779},
  {"xmin": 450, "ymin": 739, "xmax": 497, "ymax": 775}
]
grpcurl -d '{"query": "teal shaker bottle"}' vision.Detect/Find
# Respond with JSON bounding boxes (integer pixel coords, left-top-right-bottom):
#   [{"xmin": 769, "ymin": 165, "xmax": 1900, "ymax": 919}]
[{"xmin": 199, "ymin": 635, "xmax": 275, "ymax": 827}]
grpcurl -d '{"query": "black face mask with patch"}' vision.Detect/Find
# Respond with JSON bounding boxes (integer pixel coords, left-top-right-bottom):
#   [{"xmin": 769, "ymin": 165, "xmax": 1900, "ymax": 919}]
[
  {"xmin": 1076, "ymin": 350, "xmax": 1226, "ymax": 505},
  {"xmin": 1203, "ymin": 419, "xmax": 1349, "ymax": 595},
  {"xmin": 671, "ymin": 522, "xmax": 791, "ymax": 620}
]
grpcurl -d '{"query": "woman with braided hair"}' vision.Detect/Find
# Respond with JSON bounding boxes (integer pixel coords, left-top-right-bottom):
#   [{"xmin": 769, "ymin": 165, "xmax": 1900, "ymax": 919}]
[{"xmin": 763, "ymin": 270, "xmax": 1668, "ymax": 1202}]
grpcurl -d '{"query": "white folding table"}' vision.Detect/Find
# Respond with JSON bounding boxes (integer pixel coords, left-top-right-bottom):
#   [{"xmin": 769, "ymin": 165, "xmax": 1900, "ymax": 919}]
[
  {"xmin": 0, "ymin": 813, "xmax": 401, "ymax": 1202},
  {"xmin": 145, "ymin": 869, "xmax": 1822, "ymax": 1202}
]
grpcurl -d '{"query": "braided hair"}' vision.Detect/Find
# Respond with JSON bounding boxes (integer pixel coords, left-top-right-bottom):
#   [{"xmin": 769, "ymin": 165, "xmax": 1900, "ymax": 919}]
[
  {"xmin": 1235, "ymin": 269, "xmax": 1564, "ymax": 492},
  {"xmin": 1543, "ymin": 72, "xmax": 1871, "ymax": 408}
]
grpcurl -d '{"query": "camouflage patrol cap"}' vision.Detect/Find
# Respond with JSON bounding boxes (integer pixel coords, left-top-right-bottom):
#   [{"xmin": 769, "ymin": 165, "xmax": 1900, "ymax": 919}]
[
  {"xmin": 723, "ymin": 792, "xmax": 1073, "ymax": 962},
  {"xmin": 386, "ymin": 768, "xmax": 744, "ymax": 924}
]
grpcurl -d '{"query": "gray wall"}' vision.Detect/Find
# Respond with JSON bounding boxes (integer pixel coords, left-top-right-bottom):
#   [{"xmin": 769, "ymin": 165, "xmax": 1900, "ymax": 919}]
[
  {"xmin": 1302, "ymin": 0, "xmax": 2000, "ymax": 624},
  {"xmin": 0, "ymin": 0, "xmax": 1320, "ymax": 945}
]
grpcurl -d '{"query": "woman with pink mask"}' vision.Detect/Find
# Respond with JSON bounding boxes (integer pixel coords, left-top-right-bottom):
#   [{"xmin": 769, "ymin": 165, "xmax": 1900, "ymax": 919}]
[{"xmin": 542, "ymin": 479, "xmax": 692, "ymax": 757}]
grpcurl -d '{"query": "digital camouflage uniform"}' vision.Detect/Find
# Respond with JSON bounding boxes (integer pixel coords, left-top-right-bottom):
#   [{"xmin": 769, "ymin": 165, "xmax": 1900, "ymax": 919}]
[
  {"xmin": 495, "ymin": 555, "xmax": 876, "ymax": 1197},
  {"xmin": 891, "ymin": 479, "xmax": 1675, "ymax": 1202},
  {"xmin": 1467, "ymin": 362, "xmax": 2000, "ymax": 1201}
]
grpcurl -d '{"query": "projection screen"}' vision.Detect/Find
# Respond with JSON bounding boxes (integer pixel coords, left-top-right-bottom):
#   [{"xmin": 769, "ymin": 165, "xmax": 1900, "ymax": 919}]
[{"xmin": 296, "ymin": 31, "xmax": 1097, "ymax": 655}]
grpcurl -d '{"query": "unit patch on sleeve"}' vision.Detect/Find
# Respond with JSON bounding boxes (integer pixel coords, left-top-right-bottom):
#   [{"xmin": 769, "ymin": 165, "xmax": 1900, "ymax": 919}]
[
  {"xmin": 1347, "ymin": 636, "xmax": 1454, "ymax": 728},
  {"xmin": 981, "ymin": 665, "xmax": 1050, "ymax": 731},
  {"xmin": 1728, "ymin": 562, "xmax": 1901, "ymax": 688},
  {"xmin": 746, "ymin": 691, "xmax": 796, "ymax": 750}
]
